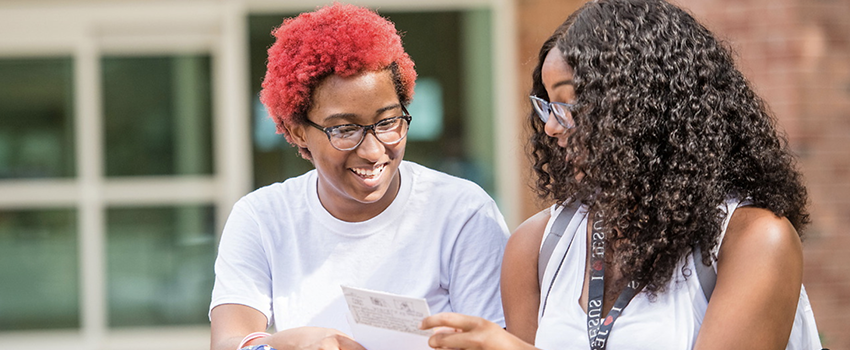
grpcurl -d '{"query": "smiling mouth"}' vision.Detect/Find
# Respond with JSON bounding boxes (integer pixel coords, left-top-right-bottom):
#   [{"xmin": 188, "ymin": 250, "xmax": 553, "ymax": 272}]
[{"xmin": 350, "ymin": 163, "xmax": 387, "ymax": 179}]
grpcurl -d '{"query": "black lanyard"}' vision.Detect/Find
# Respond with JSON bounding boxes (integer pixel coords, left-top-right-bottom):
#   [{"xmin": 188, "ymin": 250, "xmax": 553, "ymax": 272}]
[{"xmin": 587, "ymin": 210, "xmax": 640, "ymax": 350}]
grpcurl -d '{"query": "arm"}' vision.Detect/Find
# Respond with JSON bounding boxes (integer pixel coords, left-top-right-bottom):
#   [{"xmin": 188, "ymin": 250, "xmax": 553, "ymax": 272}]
[
  {"xmin": 501, "ymin": 210, "xmax": 550, "ymax": 343},
  {"xmin": 210, "ymin": 304, "xmax": 366, "ymax": 350},
  {"xmin": 694, "ymin": 207, "xmax": 803, "ymax": 350},
  {"xmin": 421, "ymin": 313, "xmax": 537, "ymax": 350},
  {"xmin": 210, "ymin": 200, "xmax": 366, "ymax": 350},
  {"xmin": 210, "ymin": 304, "xmax": 268, "ymax": 350}
]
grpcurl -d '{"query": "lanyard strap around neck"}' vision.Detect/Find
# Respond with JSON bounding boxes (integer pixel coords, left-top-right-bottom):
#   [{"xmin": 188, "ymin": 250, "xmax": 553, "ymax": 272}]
[{"xmin": 586, "ymin": 210, "xmax": 639, "ymax": 350}]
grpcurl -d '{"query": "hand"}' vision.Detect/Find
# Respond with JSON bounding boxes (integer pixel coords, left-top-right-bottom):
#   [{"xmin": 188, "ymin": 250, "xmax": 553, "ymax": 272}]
[
  {"xmin": 263, "ymin": 327, "xmax": 367, "ymax": 350},
  {"xmin": 420, "ymin": 313, "xmax": 536, "ymax": 350}
]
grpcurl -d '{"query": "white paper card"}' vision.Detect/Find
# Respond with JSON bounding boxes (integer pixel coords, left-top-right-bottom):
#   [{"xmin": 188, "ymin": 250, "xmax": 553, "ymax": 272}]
[
  {"xmin": 340, "ymin": 285, "xmax": 431, "ymax": 336},
  {"xmin": 346, "ymin": 313, "xmax": 433, "ymax": 350}
]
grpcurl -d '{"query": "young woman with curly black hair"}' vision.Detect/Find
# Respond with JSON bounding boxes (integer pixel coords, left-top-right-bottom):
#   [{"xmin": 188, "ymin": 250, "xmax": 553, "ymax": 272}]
[{"xmin": 421, "ymin": 0, "xmax": 821, "ymax": 349}]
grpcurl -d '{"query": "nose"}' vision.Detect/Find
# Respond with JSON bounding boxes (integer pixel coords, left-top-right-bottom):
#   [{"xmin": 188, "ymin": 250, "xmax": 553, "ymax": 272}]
[
  {"xmin": 543, "ymin": 112, "xmax": 566, "ymax": 138},
  {"xmin": 355, "ymin": 130, "xmax": 385, "ymax": 162}
]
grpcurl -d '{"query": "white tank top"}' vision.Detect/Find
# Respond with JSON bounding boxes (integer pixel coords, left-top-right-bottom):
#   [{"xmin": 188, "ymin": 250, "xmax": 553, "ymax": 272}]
[{"xmin": 534, "ymin": 198, "xmax": 744, "ymax": 349}]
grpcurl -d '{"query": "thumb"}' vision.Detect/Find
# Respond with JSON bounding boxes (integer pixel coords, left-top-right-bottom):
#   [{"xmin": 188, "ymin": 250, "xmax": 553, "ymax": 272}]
[{"xmin": 336, "ymin": 335, "xmax": 367, "ymax": 350}]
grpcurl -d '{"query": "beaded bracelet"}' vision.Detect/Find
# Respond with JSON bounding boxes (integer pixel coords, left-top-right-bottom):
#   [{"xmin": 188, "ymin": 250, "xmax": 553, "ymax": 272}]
[
  {"xmin": 240, "ymin": 345, "xmax": 275, "ymax": 350},
  {"xmin": 237, "ymin": 331, "xmax": 272, "ymax": 350}
]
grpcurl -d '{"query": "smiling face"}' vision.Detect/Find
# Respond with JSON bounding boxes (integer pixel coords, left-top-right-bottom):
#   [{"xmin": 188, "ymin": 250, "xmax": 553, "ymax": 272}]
[
  {"xmin": 289, "ymin": 70, "xmax": 407, "ymax": 222},
  {"xmin": 541, "ymin": 48, "xmax": 577, "ymax": 148}
]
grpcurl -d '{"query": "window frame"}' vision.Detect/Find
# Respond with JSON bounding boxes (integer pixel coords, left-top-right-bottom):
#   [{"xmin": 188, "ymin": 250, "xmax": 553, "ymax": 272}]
[{"xmin": 0, "ymin": 0, "xmax": 520, "ymax": 348}]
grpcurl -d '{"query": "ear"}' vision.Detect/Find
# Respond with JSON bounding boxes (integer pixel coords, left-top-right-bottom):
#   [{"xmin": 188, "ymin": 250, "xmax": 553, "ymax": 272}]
[{"xmin": 285, "ymin": 121, "xmax": 309, "ymax": 149}]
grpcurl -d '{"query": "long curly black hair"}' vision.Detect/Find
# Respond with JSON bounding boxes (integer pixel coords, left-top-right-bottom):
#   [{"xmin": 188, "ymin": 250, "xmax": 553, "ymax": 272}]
[{"xmin": 528, "ymin": 0, "xmax": 810, "ymax": 295}]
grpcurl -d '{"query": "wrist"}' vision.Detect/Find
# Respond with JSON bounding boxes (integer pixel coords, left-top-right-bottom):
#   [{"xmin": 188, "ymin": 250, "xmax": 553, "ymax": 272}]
[
  {"xmin": 240, "ymin": 345, "xmax": 276, "ymax": 350},
  {"xmin": 238, "ymin": 331, "xmax": 272, "ymax": 350}
]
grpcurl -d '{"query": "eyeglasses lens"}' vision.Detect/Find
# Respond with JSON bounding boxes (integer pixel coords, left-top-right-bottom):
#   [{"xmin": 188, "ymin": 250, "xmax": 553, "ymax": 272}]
[
  {"xmin": 531, "ymin": 98, "xmax": 550, "ymax": 123},
  {"xmin": 329, "ymin": 117, "xmax": 409, "ymax": 151},
  {"xmin": 530, "ymin": 96, "xmax": 575, "ymax": 129}
]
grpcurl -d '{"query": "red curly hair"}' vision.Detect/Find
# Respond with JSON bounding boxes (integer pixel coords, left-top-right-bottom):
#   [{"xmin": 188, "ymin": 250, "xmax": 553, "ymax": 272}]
[{"xmin": 260, "ymin": 3, "xmax": 417, "ymax": 148}]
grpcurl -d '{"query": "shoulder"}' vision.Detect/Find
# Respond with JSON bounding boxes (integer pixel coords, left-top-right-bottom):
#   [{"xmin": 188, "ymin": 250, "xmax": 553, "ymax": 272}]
[
  {"xmin": 404, "ymin": 161, "xmax": 484, "ymax": 190},
  {"xmin": 715, "ymin": 206, "xmax": 803, "ymax": 294},
  {"xmin": 719, "ymin": 206, "xmax": 802, "ymax": 263},
  {"xmin": 501, "ymin": 209, "xmax": 551, "ymax": 294},
  {"xmin": 696, "ymin": 208, "xmax": 803, "ymax": 348},
  {"xmin": 242, "ymin": 170, "xmax": 314, "ymax": 203},
  {"xmin": 230, "ymin": 171, "xmax": 316, "ymax": 223},
  {"xmin": 506, "ymin": 208, "xmax": 552, "ymax": 260},
  {"xmin": 404, "ymin": 161, "xmax": 495, "ymax": 204}
]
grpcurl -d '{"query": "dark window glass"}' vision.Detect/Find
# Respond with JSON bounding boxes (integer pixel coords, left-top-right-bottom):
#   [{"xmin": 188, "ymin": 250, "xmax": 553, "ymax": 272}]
[
  {"xmin": 0, "ymin": 57, "xmax": 75, "ymax": 178},
  {"xmin": 106, "ymin": 205, "xmax": 216, "ymax": 327},
  {"xmin": 0, "ymin": 208, "xmax": 79, "ymax": 330},
  {"xmin": 103, "ymin": 55, "xmax": 214, "ymax": 177}
]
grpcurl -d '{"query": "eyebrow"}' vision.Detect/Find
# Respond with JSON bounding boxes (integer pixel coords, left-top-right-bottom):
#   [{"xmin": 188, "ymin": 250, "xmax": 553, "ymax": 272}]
[
  {"xmin": 552, "ymin": 79, "xmax": 575, "ymax": 89},
  {"xmin": 321, "ymin": 103, "xmax": 403, "ymax": 123}
]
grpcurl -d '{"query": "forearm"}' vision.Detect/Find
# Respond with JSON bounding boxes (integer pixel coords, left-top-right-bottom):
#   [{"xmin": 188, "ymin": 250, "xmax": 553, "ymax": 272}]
[
  {"xmin": 256, "ymin": 327, "xmax": 364, "ymax": 350},
  {"xmin": 210, "ymin": 304, "xmax": 269, "ymax": 350},
  {"xmin": 422, "ymin": 312, "xmax": 540, "ymax": 350},
  {"xmin": 212, "ymin": 335, "xmax": 249, "ymax": 350}
]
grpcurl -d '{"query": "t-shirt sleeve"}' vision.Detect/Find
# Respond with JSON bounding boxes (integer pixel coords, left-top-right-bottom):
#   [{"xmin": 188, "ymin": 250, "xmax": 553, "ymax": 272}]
[
  {"xmin": 209, "ymin": 197, "xmax": 273, "ymax": 325},
  {"xmin": 447, "ymin": 198, "xmax": 510, "ymax": 327}
]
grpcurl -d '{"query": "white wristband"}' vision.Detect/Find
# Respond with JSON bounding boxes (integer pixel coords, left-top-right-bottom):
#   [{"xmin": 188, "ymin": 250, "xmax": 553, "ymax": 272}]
[{"xmin": 237, "ymin": 332, "xmax": 271, "ymax": 350}]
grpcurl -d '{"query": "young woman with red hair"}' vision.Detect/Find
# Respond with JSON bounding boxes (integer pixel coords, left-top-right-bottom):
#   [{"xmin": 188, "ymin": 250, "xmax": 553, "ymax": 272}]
[{"xmin": 209, "ymin": 4, "xmax": 508, "ymax": 350}]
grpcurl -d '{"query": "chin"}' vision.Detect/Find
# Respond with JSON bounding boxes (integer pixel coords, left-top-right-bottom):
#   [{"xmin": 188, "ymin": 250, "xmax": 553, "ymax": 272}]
[
  {"xmin": 358, "ymin": 191, "xmax": 388, "ymax": 204},
  {"xmin": 355, "ymin": 174, "xmax": 397, "ymax": 205}
]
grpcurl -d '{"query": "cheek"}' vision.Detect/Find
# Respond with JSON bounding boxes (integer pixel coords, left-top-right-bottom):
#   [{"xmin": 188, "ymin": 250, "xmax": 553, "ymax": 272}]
[
  {"xmin": 389, "ymin": 141, "xmax": 407, "ymax": 159},
  {"xmin": 310, "ymin": 144, "xmax": 347, "ymax": 168}
]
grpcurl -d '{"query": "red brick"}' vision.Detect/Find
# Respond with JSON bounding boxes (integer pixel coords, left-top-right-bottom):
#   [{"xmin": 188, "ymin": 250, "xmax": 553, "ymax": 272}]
[{"xmin": 517, "ymin": 0, "xmax": 850, "ymax": 347}]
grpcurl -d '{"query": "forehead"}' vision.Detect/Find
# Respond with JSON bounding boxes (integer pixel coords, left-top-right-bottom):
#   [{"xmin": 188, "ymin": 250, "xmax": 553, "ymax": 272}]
[
  {"xmin": 308, "ymin": 69, "xmax": 400, "ymax": 122},
  {"xmin": 541, "ymin": 48, "xmax": 574, "ymax": 85}
]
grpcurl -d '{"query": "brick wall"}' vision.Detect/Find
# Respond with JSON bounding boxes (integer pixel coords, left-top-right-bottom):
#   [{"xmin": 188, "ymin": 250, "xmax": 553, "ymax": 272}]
[{"xmin": 515, "ymin": 0, "xmax": 850, "ymax": 347}]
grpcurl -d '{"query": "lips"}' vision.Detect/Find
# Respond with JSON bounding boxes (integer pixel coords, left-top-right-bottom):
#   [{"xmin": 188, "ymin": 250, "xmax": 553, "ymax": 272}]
[{"xmin": 350, "ymin": 162, "xmax": 387, "ymax": 179}]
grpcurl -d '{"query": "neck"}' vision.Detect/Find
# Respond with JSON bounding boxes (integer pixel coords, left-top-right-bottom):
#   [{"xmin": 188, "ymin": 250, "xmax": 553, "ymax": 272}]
[{"xmin": 317, "ymin": 170, "xmax": 402, "ymax": 222}]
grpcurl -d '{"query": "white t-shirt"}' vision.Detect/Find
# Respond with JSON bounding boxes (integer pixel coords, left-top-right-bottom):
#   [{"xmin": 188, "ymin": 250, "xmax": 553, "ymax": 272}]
[
  {"xmin": 535, "ymin": 198, "xmax": 819, "ymax": 349},
  {"xmin": 210, "ymin": 161, "xmax": 509, "ymax": 334}
]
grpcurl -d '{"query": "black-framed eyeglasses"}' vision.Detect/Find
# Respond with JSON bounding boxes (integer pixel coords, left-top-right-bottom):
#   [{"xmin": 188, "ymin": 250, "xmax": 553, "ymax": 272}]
[
  {"xmin": 305, "ymin": 106, "xmax": 412, "ymax": 151},
  {"xmin": 530, "ymin": 95, "xmax": 575, "ymax": 129}
]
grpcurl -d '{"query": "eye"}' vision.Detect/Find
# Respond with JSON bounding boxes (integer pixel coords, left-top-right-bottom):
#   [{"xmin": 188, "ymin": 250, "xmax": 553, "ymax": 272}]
[
  {"xmin": 375, "ymin": 117, "xmax": 401, "ymax": 132},
  {"xmin": 551, "ymin": 104, "xmax": 567, "ymax": 117},
  {"xmin": 329, "ymin": 124, "xmax": 361, "ymax": 139}
]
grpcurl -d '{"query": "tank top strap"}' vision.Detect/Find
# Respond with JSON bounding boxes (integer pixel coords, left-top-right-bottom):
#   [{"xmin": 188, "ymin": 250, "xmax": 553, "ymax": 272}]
[{"xmin": 712, "ymin": 196, "xmax": 753, "ymax": 258}]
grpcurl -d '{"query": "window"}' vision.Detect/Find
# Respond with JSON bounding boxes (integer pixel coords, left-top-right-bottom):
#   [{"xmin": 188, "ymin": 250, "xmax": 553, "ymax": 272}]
[
  {"xmin": 0, "ymin": 2, "xmax": 237, "ymax": 347},
  {"xmin": 102, "ymin": 56, "xmax": 213, "ymax": 177},
  {"xmin": 0, "ymin": 1, "xmax": 516, "ymax": 349},
  {"xmin": 0, "ymin": 208, "xmax": 78, "ymax": 330},
  {"xmin": 0, "ymin": 58, "xmax": 75, "ymax": 179},
  {"xmin": 107, "ymin": 205, "xmax": 215, "ymax": 327}
]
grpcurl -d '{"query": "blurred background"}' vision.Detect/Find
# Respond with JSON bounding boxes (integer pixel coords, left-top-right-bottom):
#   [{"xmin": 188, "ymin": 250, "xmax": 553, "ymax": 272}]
[{"xmin": 0, "ymin": 0, "xmax": 846, "ymax": 349}]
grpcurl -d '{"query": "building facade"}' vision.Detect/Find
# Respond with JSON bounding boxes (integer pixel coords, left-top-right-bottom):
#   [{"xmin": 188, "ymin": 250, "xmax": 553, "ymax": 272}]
[{"xmin": 0, "ymin": 0, "xmax": 847, "ymax": 348}]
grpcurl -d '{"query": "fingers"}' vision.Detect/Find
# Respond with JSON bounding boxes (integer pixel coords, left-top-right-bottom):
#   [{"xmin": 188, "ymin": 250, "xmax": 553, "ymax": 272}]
[
  {"xmin": 334, "ymin": 334, "xmax": 367, "ymax": 350},
  {"xmin": 268, "ymin": 327, "xmax": 364, "ymax": 350},
  {"xmin": 429, "ymin": 327, "xmax": 496, "ymax": 350},
  {"xmin": 420, "ymin": 312, "xmax": 483, "ymax": 332},
  {"xmin": 328, "ymin": 329, "xmax": 355, "ymax": 340},
  {"xmin": 421, "ymin": 313, "xmax": 505, "ymax": 350},
  {"xmin": 432, "ymin": 326, "xmax": 462, "ymax": 335}
]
